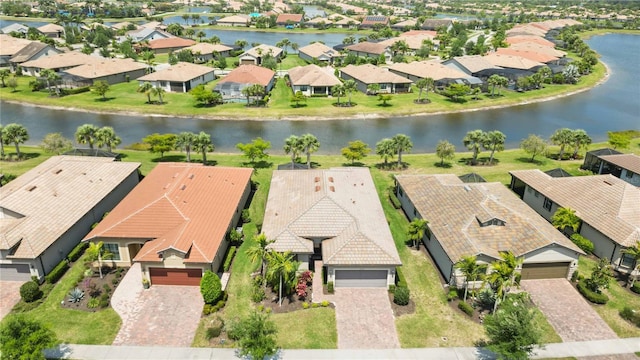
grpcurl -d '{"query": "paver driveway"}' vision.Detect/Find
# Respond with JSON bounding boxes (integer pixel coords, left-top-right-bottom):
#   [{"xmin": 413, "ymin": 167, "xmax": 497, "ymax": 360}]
[
  {"xmin": 111, "ymin": 264, "xmax": 203, "ymax": 347},
  {"xmin": 0, "ymin": 281, "xmax": 23, "ymax": 320},
  {"xmin": 521, "ymin": 279, "xmax": 617, "ymax": 342}
]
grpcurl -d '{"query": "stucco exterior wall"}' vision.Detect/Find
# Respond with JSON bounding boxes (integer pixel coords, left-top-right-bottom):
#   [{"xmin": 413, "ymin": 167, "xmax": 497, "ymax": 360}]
[{"xmin": 620, "ymin": 169, "xmax": 640, "ymax": 186}]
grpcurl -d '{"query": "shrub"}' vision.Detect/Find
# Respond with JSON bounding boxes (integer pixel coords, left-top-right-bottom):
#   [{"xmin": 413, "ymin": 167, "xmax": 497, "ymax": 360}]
[
  {"xmin": 299, "ymin": 270, "xmax": 313, "ymax": 284},
  {"xmin": 394, "ymin": 286, "xmax": 410, "ymax": 306},
  {"xmin": 87, "ymin": 298, "xmax": 100, "ymax": 309},
  {"xmin": 251, "ymin": 286, "xmax": 265, "ymax": 303},
  {"xmin": 458, "ymin": 301, "xmax": 474, "ymax": 316},
  {"xmin": 20, "ymin": 281, "xmax": 42, "ymax": 303},
  {"xmin": 68, "ymin": 288, "xmax": 84, "ymax": 303},
  {"xmin": 200, "ymin": 270, "xmax": 223, "ymax": 304},
  {"xmin": 302, "ymin": 302, "xmax": 309, "ymax": 309},
  {"xmin": 265, "ymin": 307, "xmax": 272, "ymax": 314},
  {"xmin": 478, "ymin": 287, "xmax": 496, "ymax": 308},
  {"xmin": 620, "ymin": 307, "xmax": 640, "ymax": 327},
  {"xmin": 388, "ymin": 284, "xmax": 396, "ymax": 293},
  {"xmin": 321, "ymin": 300, "xmax": 329, "ymax": 307},
  {"xmin": 257, "ymin": 304, "xmax": 264, "ymax": 312},
  {"xmin": 632, "ymin": 282, "xmax": 640, "ymax": 295},
  {"xmin": 223, "ymin": 246, "xmax": 236, "ymax": 272},
  {"xmin": 61, "ymin": 86, "xmax": 90, "ymax": 95},
  {"xmin": 389, "ymin": 191, "xmax": 402, "ymax": 209},
  {"xmin": 102, "ymin": 284, "xmax": 111, "ymax": 293},
  {"xmin": 296, "ymin": 281, "xmax": 308, "ymax": 299},
  {"xmin": 447, "ymin": 288, "xmax": 458, "ymax": 302},
  {"xmin": 203, "ymin": 304, "xmax": 214, "ymax": 315},
  {"xmin": 571, "ymin": 233, "xmax": 595, "ymax": 254},
  {"xmin": 206, "ymin": 326, "xmax": 222, "ymax": 339},
  {"xmin": 112, "ymin": 278, "xmax": 119, "ymax": 285},
  {"xmin": 311, "ymin": 302, "xmax": 319, "ymax": 308},
  {"xmin": 577, "ymin": 281, "xmax": 609, "ymax": 304},
  {"xmin": 67, "ymin": 242, "xmax": 88, "ymax": 262},
  {"xmin": 327, "ymin": 281, "xmax": 334, "ymax": 294},
  {"xmin": 45, "ymin": 260, "xmax": 69, "ymax": 284},
  {"xmin": 571, "ymin": 270, "xmax": 580, "ymax": 282},
  {"xmin": 241, "ymin": 209, "xmax": 251, "ymax": 223},
  {"xmin": 99, "ymin": 293, "xmax": 110, "ymax": 308},
  {"xmin": 396, "ymin": 267, "xmax": 407, "ymax": 288},
  {"xmin": 216, "ymin": 300, "xmax": 226, "ymax": 311}
]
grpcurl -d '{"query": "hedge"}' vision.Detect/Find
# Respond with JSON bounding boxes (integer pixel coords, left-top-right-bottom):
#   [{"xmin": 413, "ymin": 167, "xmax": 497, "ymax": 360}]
[
  {"xmin": 577, "ymin": 281, "xmax": 609, "ymax": 304},
  {"xmin": 223, "ymin": 246, "xmax": 236, "ymax": 272},
  {"xmin": 570, "ymin": 233, "xmax": 595, "ymax": 254},
  {"xmin": 45, "ymin": 260, "xmax": 69, "ymax": 284},
  {"xmin": 620, "ymin": 307, "xmax": 640, "ymax": 327},
  {"xmin": 67, "ymin": 242, "xmax": 88, "ymax": 262},
  {"xmin": 389, "ymin": 191, "xmax": 402, "ymax": 209},
  {"xmin": 61, "ymin": 86, "xmax": 90, "ymax": 95},
  {"xmin": 458, "ymin": 301, "xmax": 474, "ymax": 316},
  {"xmin": 396, "ymin": 267, "xmax": 407, "ymax": 288}
]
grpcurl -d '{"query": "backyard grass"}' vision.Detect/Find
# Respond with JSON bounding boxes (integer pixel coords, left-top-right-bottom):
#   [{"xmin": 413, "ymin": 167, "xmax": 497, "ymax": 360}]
[{"xmin": 577, "ymin": 257, "xmax": 640, "ymax": 338}]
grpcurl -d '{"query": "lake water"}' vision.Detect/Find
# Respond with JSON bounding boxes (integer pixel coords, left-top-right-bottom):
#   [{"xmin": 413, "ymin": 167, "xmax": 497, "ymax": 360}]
[{"xmin": 1, "ymin": 33, "xmax": 638, "ymax": 154}]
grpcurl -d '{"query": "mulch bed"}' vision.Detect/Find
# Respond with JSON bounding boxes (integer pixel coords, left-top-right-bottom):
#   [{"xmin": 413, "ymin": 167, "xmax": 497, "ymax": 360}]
[
  {"xmin": 257, "ymin": 285, "xmax": 334, "ymax": 314},
  {"xmin": 60, "ymin": 266, "xmax": 129, "ymax": 312},
  {"xmin": 447, "ymin": 298, "xmax": 490, "ymax": 324},
  {"xmin": 388, "ymin": 292, "xmax": 416, "ymax": 317}
]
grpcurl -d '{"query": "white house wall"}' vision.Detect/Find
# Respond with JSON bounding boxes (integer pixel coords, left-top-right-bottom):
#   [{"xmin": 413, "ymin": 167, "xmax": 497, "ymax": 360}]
[{"xmin": 327, "ymin": 266, "xmax": 395, "ymax": 287}]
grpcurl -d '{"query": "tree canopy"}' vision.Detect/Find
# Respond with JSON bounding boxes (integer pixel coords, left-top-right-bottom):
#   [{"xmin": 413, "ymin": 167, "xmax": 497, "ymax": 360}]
[
  {"xmin": 0, "ymin": 316, "xmax": 58, "ymax": 360},
  {"xmin": 237, "ymin": 137, "xmax": 271, "ymax": 164},
  {"xmin": 341, "ymin": 140, "xmax": 371, "ymax": 165},
  {"xmin": 143, "ymin": 133, "xmax": 177, "ymax": 159}
]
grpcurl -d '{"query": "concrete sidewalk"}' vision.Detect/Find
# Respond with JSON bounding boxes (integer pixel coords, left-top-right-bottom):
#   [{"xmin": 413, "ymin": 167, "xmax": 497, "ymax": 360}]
[{"xmin": 45, "ymin": 338, "xmax": 640, "ymax": 360}]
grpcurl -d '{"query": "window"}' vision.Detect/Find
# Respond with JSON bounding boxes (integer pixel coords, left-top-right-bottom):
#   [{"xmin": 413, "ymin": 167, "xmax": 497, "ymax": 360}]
[
  {"xmin": 413, "ymin": 208, "xmax": 418, "ymax": 217},
  {"xmin": 543, "ymin": 197, "xmax": 553, "ymax": 211},
  {"xmin": 534, "ymin": 190, "xmax": 540, "ymax": 198},
  {"xmin": 300, "ymin": 86, "xmax": 308, "ymax": 92},
  {"xmin": 626, "ymin": 171, "xmax": 635, "ymax": 179},
  {"xmin": 104, "ymin": 243, "xmax": 121, "ymax": 261},
  {"xmin": 398, "ymin": 187, "xmax": 404, "ymax": 197},
  {"xmin": 380, "ymin": 83, "xmax": 388, "ymax": 90},
  {"xmin": 621, "ymin": 253, "xmax": 635, "ymax": 268}
]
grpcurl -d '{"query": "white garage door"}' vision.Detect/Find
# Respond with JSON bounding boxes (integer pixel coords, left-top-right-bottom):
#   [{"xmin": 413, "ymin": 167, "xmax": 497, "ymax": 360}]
[
  {"xmin": 334, "ymin": 270, "xmax": 388, "ymax": 288},
  {"xmin": 0, "ymin": 264, "xmax": 31, "ymax": 281}
]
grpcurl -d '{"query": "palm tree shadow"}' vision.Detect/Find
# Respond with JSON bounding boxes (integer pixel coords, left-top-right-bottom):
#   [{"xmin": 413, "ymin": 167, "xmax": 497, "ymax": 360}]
[
  {"xmin": 94, "ymin": 97, "xmax": 116, "ymax": 102},
  {"xmin": 434, "ymin": 162, "xmax": 452, "ymax": 168},
  {"xmin": 152, "ymin": 155, "xmax": 186, "ymax": 162},
  {"xmin": 342, "ymin": 162, "xmax": 365, "ymax": 167}
]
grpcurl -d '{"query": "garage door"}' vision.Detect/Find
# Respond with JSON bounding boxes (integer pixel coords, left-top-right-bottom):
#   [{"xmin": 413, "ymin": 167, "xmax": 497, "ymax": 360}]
[
  {"xmin": 149, "ymin": 268, "xmax": 202, "ymax": 286},
  {"xmin": 334, "ymin": 270, "xmax": 388, "ymax": 287},
  {"xmin": 521, "ymin": 263, "xmax": 570, "ymax": 280},
  {"xmin": 0, "ymin": 264, "xmax": 31, "ymax": 282}
]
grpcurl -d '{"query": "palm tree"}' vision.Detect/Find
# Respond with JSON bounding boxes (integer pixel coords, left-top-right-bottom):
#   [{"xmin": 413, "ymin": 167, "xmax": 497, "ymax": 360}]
[
  {"xmin": 415, "ymin": 77, "xmax": 434, "ymax": 103},
  {"xmin": 392, "ymin": 134, "xmax": 413, "ymax": 166},
  {"xmin": 1, "ymin": 123, "xmax": 29, "ymax": 158},
  {"xmin": 75, "ymin": 124, "xmax": 99, "ymax": 149},
  {"xmin": 454, "ymin": 255, "xmax": 483, "ymax": 301},
  {"xmin": 407, "ymin": 218, "xmax": 428, "ymax": 249},
  {"xmin": 175, "ymin": 131, "xmax": 196, "ymax": 162},
  {"xmin": 235, "ymin": 39, "xmax": 247, "ymax": 49},
  {"xmin": 463, "ymin": 129, "xmax": 486, "ymax": 164},
  {"xmin": 283, "ymin": 135, "xmax": 302, "ymax": 169},
  {"xmin": 266, "ymin": 251, "xmax": 298, "ymax": 306},
  {"xmin": 193, "ymin": 131, "xmax": 214, "ymax": 164},
  {"xmin": 486, "ymin": 251, "xmax": 522, "ymax": 312},
  {"xmin": 137, "ymin": 82, "xmax": 154, "ymax": 103},
  {"xmin": 276, "ymin": 38, "xmax": 291, "ymax": 54},
  {"xmin": 622, "ymin": 241, "xmax": 640, "ymax": 287},
  {"xmin": 40, "ymin": 69, "xmax": 60, "ymax": 96},
  {"xmin": 87, "ymin": 241, "xmax": 114, "ymax": 279},
  {"xmin": 550, "ymin": 128, "xmax": 574, "ymax": 160},
  {"xmin": 196, "ymin": 30, "xmax": 206, "ymax": 42},
  {"xmin": 152, "ymin": 85, "xmax": 166, "ymax": 104},
  {"xmin": 483, "ymin": 130, "xmax": 506, "ymax": 165},
  {"xmin": 246, "ymin": 234, "xmax": 274, "ymax": 278},
  {"xmin": 300, "ymin": 133, "xmax": 320, "ymax": 168},
  {"xmin": 551, "ymin": 207, "xmax": 581, "ymax": 235},
  {"xmin": 332, "ymin": 84, "xmax": 345, "ymax": 106},
  {"xmin": 95, "ymin": 126, "xmax": 121, "ymax": 152},
  {"xmin": 142, "ymin": 50, "xmax": 156, "ymax": 73},
  {"xmin": 376, "ymin": 138, "xmax": 395, "ymax": 166},
  {"xmin": 343, "ymin": 79, "xmax": 357, "ymax": 107},
  {"xmin": 570, "ymin": 129, "xmax": 591, "ymax": 159}
]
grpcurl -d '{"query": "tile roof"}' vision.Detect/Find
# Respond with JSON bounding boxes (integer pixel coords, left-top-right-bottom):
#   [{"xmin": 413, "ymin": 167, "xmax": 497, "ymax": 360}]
[
  {"xmin": 184, "ymin": 43, "xmax": 232, "ymax": 54},
  {"xmin": 509, "ymin": 170, "xmax": 640, "ymax": 247},
  {"xmin": 345, "ymin": 41, "xmax": 389, "ymax": 55},
  {"xmin": 216, "ymin": 15, "xmax": 251, "ymax": 24},
  {"xmin": 483, "ymin": 53, "xmax": 544, "ymax": 70},
  {"xmin": 599, "ymin": 154, "xmax": 640, "ymax": 175},
  {"xmin": 396, "ymin": 174, "xmax": 583, "ymax": 263},
  {"xmin": 217, "ymin": 64, "xmax": 275, "ymax": 87},
  {"xmin": 276, "ymin": 13, "xmax": 303, "ymax": 23},
  {"xmin": 495, "ymin": 48, "xmax": 558, "ymax": 63},
  {"xmin": 445, "ymin": 55, "xmax": 502, "ymax": 73},
  {"xmin": 361, "ymin": 15, "xmax": 389, "ymax": 26},
  {"xmin": 507, "ymin": 42, "xmax": 566, "ymax": 57},
  {"xmin": 288, "ymin": 64, "xmax": 341, "ymax": 87},
  {"xmin": 138, "ymin": 62, "xmax": 214, "ymax": 82},
  {"xmin": 241, "ymin": 44, "xmax": 283, "ymax": 58},
  {"xmin": 388, "ymin": 60, "xmax": 469, "ymax": 81},
  {"xmin": 1, "ymin": 23, "xmax": 29, "ymax": 34},
  {"xmin": 9, "ymin": 42, "xmax": 53, "ymax": 63},
  {"xmin": 147, "ymin": 37, "xmax": 195, "ymax": 50},
  {"xmin": 37, "ymin": 23, "xmax": 64, "ymax": 34},
  {"xmin": 64, "ymin": 58, "xmax": 147, "ymax": 79},
  {"xmin": 0, "ymin": 34, "xmax": 33, "ymax": 56},
  {"xmin": 298, "ymin": 42, "xmax": 343, "ymax": 59},
  {"xmin": 0, "ymin": 156, "xmax": 140, "ymax": 259},
  {"xmin": 341, "ymin": 64, "xmax": 413, "ymax": 85},
  {"xmin": 506, "ymin": 35, "xmax": 556, "ymax": 47},
  {"xmin": 263, "ymin": 168, "xmax": 401, "ymax": 266},
  {"xmin": 85, "ymin": 163, "xmax": 253, "ymax": 263},
  {"xmin": 21, "ymin": 51, "xmax": 102, "ymax": 70}
]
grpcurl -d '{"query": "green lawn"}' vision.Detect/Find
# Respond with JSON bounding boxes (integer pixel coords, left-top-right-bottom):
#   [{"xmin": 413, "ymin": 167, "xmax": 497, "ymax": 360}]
[{"xmin": 577, "ymin": 257, "xmax": 640, "ymax": 338}]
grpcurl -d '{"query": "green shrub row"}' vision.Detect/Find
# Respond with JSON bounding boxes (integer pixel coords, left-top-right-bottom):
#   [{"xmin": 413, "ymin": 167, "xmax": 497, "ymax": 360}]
[
  {"xmin": 620, "ymin": 307, "xmax": 640, "ymax": 328},
  {"xmin": 577, "ymin": 281, "xmax": 609, "ymax": 304},
  {"xmin": 570, "ymin": 233, "xmax": 595, "ymax": 254},
  {"xmin": 223, "ymin": 246, "xmax": 236, "ymax": 272},
  {"xmin": 396, "ymin": 267, "xmax": 407, "ymax": 288},
  {"xmin": 389, "ymin": 191, "xmax": 401, "ymax": 209},
  {"xmin": 327, "ymin": 281, "xmax": 334, "ymax": 294},
  {"xmin": 394, "ymin": 286, "xmax": 410, "ymax": 306},
  {"xmin": 61, "ymin": 86, "xmax": 90, "ymax": 95},
  {"xmin": 67, "ymin": 242, "xmax": 88, "ymax": 262},
  {"xmin": 632, "ymin": 282, "xmax": 640, "ymax": 295},
  {"xmin": 45, "ymin": 260, "xmax": 69, "ymax": 284},
  {"xmin": 203, "ymin": 300, "xmax": 226, "ymax": 315},
  {"xmin": 458, "ymin": 301, "xmax": 474, "ymax": 316}
]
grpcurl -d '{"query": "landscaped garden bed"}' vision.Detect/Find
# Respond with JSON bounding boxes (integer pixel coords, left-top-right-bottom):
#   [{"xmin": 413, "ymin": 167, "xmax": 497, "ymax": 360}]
[{"xmin": 60, "ymin": 266, "xmax": 128, "ymax": 312}]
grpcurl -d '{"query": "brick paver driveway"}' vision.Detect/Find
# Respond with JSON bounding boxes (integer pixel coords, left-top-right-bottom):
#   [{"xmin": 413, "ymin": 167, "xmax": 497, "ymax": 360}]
[
  {"xmin": 521, "ymin": 279, "xmax": 617, "ymax": 342},
  {"xmin": 0, "ymin": 281, "xmax": 23, "ymax": 320},
  {"xmin": 111, "ymin": 264, "xmax": 203, "ymax": 347}
]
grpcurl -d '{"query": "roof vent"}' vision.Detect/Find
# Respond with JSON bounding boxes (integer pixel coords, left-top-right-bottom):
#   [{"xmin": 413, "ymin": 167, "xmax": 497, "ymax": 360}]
[
  {"xmin": 328, "ymin": 177, "xmax": 334, "ymax": 182},
  {"xmin": 53, "ymin": 169, "xmax": 62, "ymax": 174},
  {"xmin": 188, "ymin": 174, "xmax": 194, "ymax": 179},
  {"xmin": 180, "ymin": 184, "xmax": 186, "ymax": 190},
  {"xmin": 464, "ymin": 185, "xmax": 472, "ymax": 192},
  {"xmin": 26, "ymin": 185, "xmax": 37, "ymax": 192},
  {"xmin": 604, "ymin": 180, "xmax": 613, "ymax": 186},
  {"xmin": 315, "ymin": 185, "xmax": 321, "ymax": 192},
  {"xmin": 314, "ymin": 177, "xmax": 320, "ymax": 183},
  {"xmin": 330, "ymin": 186, "xmax": 335, "ymax": 192}
]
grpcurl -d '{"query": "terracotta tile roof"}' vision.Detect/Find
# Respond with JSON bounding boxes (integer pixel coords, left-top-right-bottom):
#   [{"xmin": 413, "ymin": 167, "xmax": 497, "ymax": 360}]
[
  {"xmin": 263, "ymin": 168, "xmax": 401, "ymax": 266},
  {"xmin": 341, "ymin": 64, "xmax": 413, "ymax": 85},
  {"xmin": 288, "ymin": 64, "xmax": 341, "ymax": 87},
  {"xmin": 298, "ymin": 42, "xmax": 343, "ymax": 59},
  {"xmin": 21, "ymin": 51, "xmax": 102, "ymax": 70},
  {"xmin": 64, "ymin": 58, "xmax": 147, "ymax": 79},
  {"xmin": 241, "ymin": 44, "xmax": 283, "ymax": 58},
  {"xmin": 396, "ymin": 174, "xmax": 583, "ymax": 263},
  {"xmin": 388, "ymin": 60, "xmax": 468, "ymax": 81},
  {"xmin": 184, "ymin": 42, "xmax": 232, "ymax": 54},
  {"xmin": 147, "ymin": 37, "xmax": 195, "ymax": 50},
  {"xmin": 345, "ymin": 41, "xmax": 389, "ymax": 55},
  {"xmin": 138, "ymin": 62, "xmax": 214, "ymax": 82},
  {"xmin": 483, "ymin": 53, "xmax": 544, "ymax": 70},
  {"xmin": 506, "ymin": 35, "xmax": 555, "ymax": 47},
  {"xmin": 0, "ymin": 156, "xmax": 140, "ymax": 259},
  {"xmin": 509, "ymin": 170, "xmax": 640, "ymax": 247},
  {"xmin": 495, "ymin": 48, "xmax": 558, "ymax": 63},
  {"xmin": 599, "ymin": 154, "xmax": 640, "ymax": 175},
  {"xmin": 85, "ymin": 163, "xmax": 253, "ymax": 264},
  {"xmin": 37, "ymin": 23, "xmax": 64, "ymax": 34},
  {"xmin": 217, "ymin": 64, "xmax": 275, "ymax": 87},
  {"xmin": 508, "ymin": 42, "xmax": 566, "ymax": 57},
  {"xmin": 0, "ymin": 34, "xmax": 33, "ymax": 56},
  {"xmin": 507, "ymin": 24, "xmax": 547, "ymax": 37},
  {"xmin": 276, "ymin": 13, "xmax": 303, "ymax": 23},
  {"xmin": 446, "ymin": 55, "xmax": 502, "ymax": 73}
]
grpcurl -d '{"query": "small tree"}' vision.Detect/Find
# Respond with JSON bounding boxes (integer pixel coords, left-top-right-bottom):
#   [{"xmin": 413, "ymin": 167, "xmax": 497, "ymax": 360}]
[
  {"xmin": 0, "ymin": 316, "xmax": 58, "ymax": 360},
  {"xmin": 341, "ymin": 140, "xmax": 371, "ymax": 164},
  {"xmin": 0, "ymin": 68, "xmax": 10, "ymax": 87},
  {"xmin": 377, "ymin": 93, "xmax": 392, "ymax": 106},
  {"xmin": 407, "ymin": 218, "xmax": 428, "ymax": 249},
  {"xmin": 376, "ymin": 138, "xmax": 395, "ymax": 166},
  {"xmin": 175, "ymin": 131, "xmax": 196, "ymax": 162},
  {"xmin": 484, "ymin": 295, "xmax": 542, "ymax": 360},
  {"xmin": 95, "ymin": 126, "xmax": 121, "ymax": 152},
  {"xmin": 551, "ymin": 207, "xmax": 581, "ymax": 235},
  {"xmin": 622, "ymin": 241, "xmax": 640, "ymax": 287},
  {"xmin": 300, "ymin": 133, "xmax": 320, "ymax": 168},
  {"xmin": 232, "ymin": 310, "xmax": 278, "ymax": 360},
  {"xmin": 550, "ymin": 128, "xmax": 573, "ymax": 160},
  {"xmin": 520, "ymin": 134, "xmax": 547, "ymax": 162},
  {"xmin": 91, "ymin": 80, "xmax": 110, "ymax": 100},
  {"xmin": 585, "ymin": 258, "xmax": 613, "ymax": 293},
  {"xmin": 40, "ymin": 132, "xmax": 72, "ymax": 155},
  {"xmin": 137, "ymin": 82, "xmax": 154, "ymax": 103},
  {"xmin": 86, "ymin": 241, "xmax": 113, "ymax": 279},
  {"xmin": 455, "ymin": 255, "xmax": 483, "ymax": 302},
  {"xmin": 391, "ymin": 133, "xmax": 413, "ymax": 166},
  {"xmin": 191, "ymin": 84, "xmax": 222, "ymax": 106},
  {"xmin": 463, "ymin": 129, "xmax": 486, "ymax": 164},
  {"xmin": 200, "ymin": 270, "xmax": 223, "ymax": 304},
  {"xmin": 483, "ymin": 130, "xmax": 506, "ymax": 165},
  {"xmin": 193, "ymin": 131, "xmax": 214, "ymax": 165},
  {"xmin": 435, "ymin": 140, "xmax": 455, "ymax": 166},
  {"xmin": 283, "ymin": 135, "xmax": 303, "ymax": 169},
  {"xmin": 7, "ymin": 76, "xmax": 18, "ymax": 92},
  {"xmin": 236, "ymin": 137, "xmax": 271, "ymax": 164},
  {"xmin": 143, "ymin": 133, "xmax": 177, "ymax": 159},
  {"xmin": 607, "ymin": 131, "xmax": 631, "ymax": 150},
  {"xmin": 415, "ymin": 77, "xmax": 434, "ymax": 103},
  {"xmin": 290, "ymin": 90, "xmax": 306, "ymax": 107},
  {"xmin": 75, "ymin": 124, "xmax": 98, "ymax": 149},
  {"xmin": 2, "ymin": 123, "xmax": 29, "ymax": 158}
]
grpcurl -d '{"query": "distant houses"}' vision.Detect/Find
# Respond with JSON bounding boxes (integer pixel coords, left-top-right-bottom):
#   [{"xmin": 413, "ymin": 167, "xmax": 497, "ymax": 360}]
[
  {"xmin": 137, "ymin": 62, "xmax": 215, "ymax": 93},
  {"xmin": 214, "ymin": 64, "xmax": 276, "ymax": 102}
]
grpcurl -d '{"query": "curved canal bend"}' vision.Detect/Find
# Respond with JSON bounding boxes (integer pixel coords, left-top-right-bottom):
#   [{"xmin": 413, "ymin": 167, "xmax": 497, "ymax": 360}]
[{"xmin": 1, "ymin": 34, "xmax": 639, "ymax": 153}]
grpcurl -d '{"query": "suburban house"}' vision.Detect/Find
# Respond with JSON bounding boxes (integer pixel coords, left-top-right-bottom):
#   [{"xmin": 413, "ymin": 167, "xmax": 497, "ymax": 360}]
[
  {"xmin": 263, "ymin": 168, "xmax": 402, "ymax": 288},
  {"xmin": 305, "ymin": 17, "xmax": 332, "ymax": 29},
  {"xmin": 359, "ymin": 15, "xmax": 389, "ymax": 29},
  {"xmin": 391, "ymin": 18, "xmax": 418, "ymax": 31},
  {"xmin": 124, "ymin": 27, "xmax": 171, "ymax": 43},
  {"xmin": 214, "ymin": 64, "xmax": 276, "ymax": 102},
  {"xmin": 215, "ymin": 15, "xmax": 251, "ymax": 27},
  {"xmin": 0, "ymin": 156, "xmax": 140, "ymax": 282},
  {"xmin": 508, "ymin": 42, "xmax": 566, "ymax": 58},
  {"xmin": 298, "ymin": 42, "xmax": 343, "ymax": 64},
  {"xmin": 1, "ymin": 23, "xmax": 29, "ymax": 35},
  {"xmin": 509, "ymin": 170, "xmax": 640, "ymax": 273},
  {"xmin": 506, "ymin": 35, "xmax": 556, "ymax": 48},
  {"xmin": 288, "ymin": 64, "xmax": 341, "ymax": 96},
  {"xmin": 137, "ymin": 62, "xmax": 215, "ymax": 93},
  {"xmin": 442, "ymin": 55, "xmax": 504, "ymax": 81},
  {"xmin": 421, "ymin": 19, "xmax": 453, "ymax": 31},
  {"xmin": 495, "ymin": 48, "xmax": 559, "ymax": 65},
  {"xmin": 0, "ymin": 34, "xmax": 34, "ymax": 68},
  {"xmin": 184, "ymin": 43, "xmax": 232, "ymax": 63},
  {"xmin": 581, "ymin": 151, "xmax": 640, "ymax": 187},
  {"xmin": 20, "ymin": 51, "xmax": 102, "ymax": 76},
  {"xmin": 395, "ymin": 174, "xmax": 583, "ymax": 286},
  {"xmin": 276, "ymin": 13, "xmax": 304, "ymax": 27},
  {"xmin": 37, "ymin": 23, "xmax": 64, "ymax": 38},
  {"xmin": 330, "ymin": 15, "xmax": 360, "ymax": 29},
  {"xmin": 145, "ymin": 37, "xmax": 196, "ymax": 54},
  {"xmin": 239, "ymin": 44, "xmax": 283, "ymax": 66},
  {"xmin": 380, "ymin": 34, "xmax": 439, "ymax": 54},
  {"xmin": 482, "ymin": 53, "xmax": 545, "ymax": 80},
  {"xmin": 340, "ymin": 64, "xmax": 412, "ymax": 94},
  {"xmin": 344, "ymin": 42, "xmax": 392, "ymax": 63},
  {"xmin": 63, "ymin": 58, "xmax": 147, "ymax": 86},
  {"xmin": 388, "ymin": 60, "xmax": 480, "ymax": 87},
  {"xmin": 9, "ymin": 42, "xmax": 61, "ymax": 71},
  {"xmin": 84, "ymin": 164, "xmax": 253, "ymax": 286}
]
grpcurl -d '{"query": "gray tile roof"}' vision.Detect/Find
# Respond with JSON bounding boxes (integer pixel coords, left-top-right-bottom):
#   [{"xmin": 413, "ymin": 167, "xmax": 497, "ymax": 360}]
[
  {"xmin": 263, "ymin": 168, "xmax": 401, "ymax": 266},
  {"xmin": 600, "ymin": 154, "xmax": 640, "ymax": 174}
]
